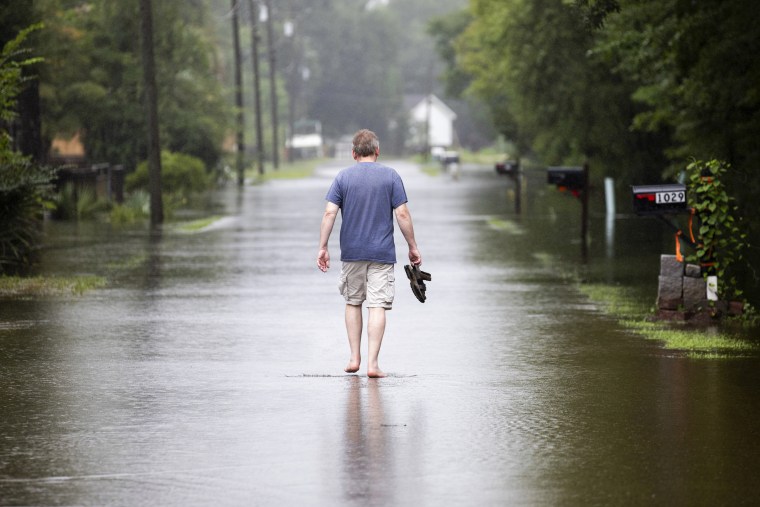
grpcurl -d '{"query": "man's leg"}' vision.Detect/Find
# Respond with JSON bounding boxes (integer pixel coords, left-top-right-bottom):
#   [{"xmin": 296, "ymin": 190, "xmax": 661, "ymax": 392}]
[
  {"xmin": 345, "ymin": 304, "xmax": 362, "ymax": 373},
  {"xmin": 367, "ymin": 307, "xmax": 387, "ymax": 378}
]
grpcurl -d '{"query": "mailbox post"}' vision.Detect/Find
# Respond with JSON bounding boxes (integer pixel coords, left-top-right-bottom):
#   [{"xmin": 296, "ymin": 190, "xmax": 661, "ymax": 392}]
[
  {"xmin": 547, "ymin": 163, "xmax": 590, "ymax": 260},
  {"xmin": 442, "ymin": 151, "xmax": 460, "ymax": 180},
  {"xmin": 495, "ymin": 159, "xmax": 522, "ymax": 214}
]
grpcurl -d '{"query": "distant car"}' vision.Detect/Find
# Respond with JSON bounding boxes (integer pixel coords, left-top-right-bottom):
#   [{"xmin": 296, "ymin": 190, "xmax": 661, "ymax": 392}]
[{"xmin": 430, "ymin": 146, "xmax": 445, "ymax": 161}]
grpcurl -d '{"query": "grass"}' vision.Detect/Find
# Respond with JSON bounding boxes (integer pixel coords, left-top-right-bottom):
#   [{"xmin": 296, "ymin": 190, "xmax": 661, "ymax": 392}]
[
  {"xmin": 178, "ymin": 215, "xmax": 223, "ymax": 232},
  {"xmin": 0, "ymin": 275, "xmax": 106, "ymax": 297},
  {"xmin": 486, "ymin": 217, "xmax": 525, "ymax": 235},
  {"xmin": 579, "ymin": 283, "xmax": 759, "ymax": 358},
  {"xmin": 247, "ymin": 158, "xmax": 326, "ymax": 183}
]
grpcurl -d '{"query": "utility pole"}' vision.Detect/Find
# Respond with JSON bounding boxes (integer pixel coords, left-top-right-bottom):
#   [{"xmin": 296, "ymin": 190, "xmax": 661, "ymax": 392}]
[
  {"xmin": 138, "ymin": 0, "xmax": 163, "ymax": 226},
  {"xmin": 423, "ymin": 60, "xmax": 433, "ymax": 161},
  {"xmin": 263, "ymin": 0, "xmax": 279, "ymax": 169},
  {"xmin": 248, "ymin": 0, "xmax": 265, "ymax": 176},
  {"xmin": 231, "ymin": 0, "xmax": 245, "ymax": 186}
]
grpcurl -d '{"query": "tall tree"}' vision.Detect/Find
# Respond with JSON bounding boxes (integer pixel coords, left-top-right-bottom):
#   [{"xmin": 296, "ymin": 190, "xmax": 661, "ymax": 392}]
[
  {"xmin": 436, "ymin": 0, "xmax": 666, "ymax": 180},
  {"xmin": 138, "ymin": 0, "xmax": 163, "ymax": 225},
  {"xmin": 231, "ymin": 0, "xmax": 245, "ymax": 185},
  {"xmin": 248, "ymin": 0, "xmax": 264, "ymax": 175},
  {"xmin": 263, "ymin": 0, "xmax": 279, "ymax": 169}
]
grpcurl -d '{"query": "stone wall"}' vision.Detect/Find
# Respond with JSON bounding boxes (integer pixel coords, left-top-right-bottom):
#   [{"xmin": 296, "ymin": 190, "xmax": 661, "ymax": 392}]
[{"xmin": 656, "ymin": 254, "xmax": 742, "ymax": 321}]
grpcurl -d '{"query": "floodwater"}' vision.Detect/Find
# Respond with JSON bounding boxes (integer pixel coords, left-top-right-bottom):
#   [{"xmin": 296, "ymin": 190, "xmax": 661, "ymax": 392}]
[{"xmin": 2, "ymin": 161, "xmax": 760, "ymax": 506}]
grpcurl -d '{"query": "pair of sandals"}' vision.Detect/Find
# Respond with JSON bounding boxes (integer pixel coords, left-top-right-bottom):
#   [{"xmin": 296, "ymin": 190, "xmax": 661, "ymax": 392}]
[{"xmin": 404, "ymin": 264, "xmax": 432, "ymax": 303}]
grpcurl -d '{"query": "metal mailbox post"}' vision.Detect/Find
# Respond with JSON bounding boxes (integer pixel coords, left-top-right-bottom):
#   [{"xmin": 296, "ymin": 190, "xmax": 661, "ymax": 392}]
[
  {"xmin": 495, "ymin": 160, "xmax": 522, "ymax": 214},
  {"xmin": 547, "ymin": 164, "xmax": 590, "ymax": 261}
]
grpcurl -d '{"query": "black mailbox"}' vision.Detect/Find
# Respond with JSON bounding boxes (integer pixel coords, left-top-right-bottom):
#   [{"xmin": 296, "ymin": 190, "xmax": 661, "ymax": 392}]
[
  {"xmin": 495, "ymin": 160, "xmax": 519, "ymax": 176},
  {"xmin": 442, "ymin": 151, "xmax": 459, "ymax": 164},
  {"xmin": 631, "ymin": 184, "xmax": 688, "ymax": 215},
  {"xmin": 547, "ymin": 166, "xmax": 585, "ymax": 190}
]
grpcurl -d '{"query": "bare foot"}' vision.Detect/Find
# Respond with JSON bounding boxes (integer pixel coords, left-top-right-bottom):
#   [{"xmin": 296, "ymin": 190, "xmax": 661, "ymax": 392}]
[
  {"xmin": 367, "ymin": 369, "xmax": 387, "ymax": 378},
  {"xmin": 345, "ymin": 358, "xmax": 361, "ymax": 373}
]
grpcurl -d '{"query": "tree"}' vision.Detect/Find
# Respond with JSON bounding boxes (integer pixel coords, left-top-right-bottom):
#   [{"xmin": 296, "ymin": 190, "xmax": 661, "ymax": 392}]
[
  {"xmin": 38, "ymin": 0, "xmax": 229, "ymax": 172},
  {"xmin": 295, "ymin": 0, "xmax": 403, "ymax": 144},
  {"xmin": 139, "ymin": 0, "xmax": 163, "ymax": 226},
  {"xmin": 231, "ymin": 0, "xmax": 245, "ymax": 185},
  {"xmin": 596, "ymin": 0, "xmax": 760, "ymax": 188},
  {"xmin": 432, "ymin": 0, "xmax": 667, "ymax": 180}
]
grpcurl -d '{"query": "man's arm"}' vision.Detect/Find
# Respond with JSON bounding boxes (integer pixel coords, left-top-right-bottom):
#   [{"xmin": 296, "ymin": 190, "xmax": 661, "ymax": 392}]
[
  {"xmin": 317, "ymin": 201, "xmax": 339, "ymax": 272},
  {"xmin": 394, "ymin": 203, "xmax": 422, "ymax": 266}
]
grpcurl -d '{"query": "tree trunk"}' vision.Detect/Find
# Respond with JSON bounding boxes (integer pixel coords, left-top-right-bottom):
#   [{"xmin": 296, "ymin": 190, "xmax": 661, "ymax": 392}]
[
  {"xmin": 248, "ymin": 0, "xmax": 265, "ymax": 176},
  {"xmin": 138, "ymin": 0, "xmax": 163, "ymax": 226},
  {"xmin": 264, "ymin": 0, "xmax": 279, "ymax": 169},
  {"xmin": 231, "ymin": 0, "xmax": 246, "ymax": 186}
]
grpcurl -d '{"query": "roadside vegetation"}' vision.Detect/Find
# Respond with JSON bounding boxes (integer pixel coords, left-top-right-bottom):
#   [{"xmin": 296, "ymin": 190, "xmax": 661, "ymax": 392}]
[
  {"xmin": 247, "ymin": 157, "xmax": 327, "ymax": 183},
  {"xmin": 0, "ymin": 274, "xmax": 106, "ymax": 297},
  {"xmin": 579, "ymin": 283, "xmax": 759, "ymax": 359},
  {"xmin": 0, "ymin": 25, "xmax": 56, "ymax": 275}
]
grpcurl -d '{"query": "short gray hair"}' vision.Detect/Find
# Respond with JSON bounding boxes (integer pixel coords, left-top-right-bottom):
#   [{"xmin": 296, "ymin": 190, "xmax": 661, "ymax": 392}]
[{"xmin": 352, "ymin": 129, "xmax": 379, "ymax": 157}]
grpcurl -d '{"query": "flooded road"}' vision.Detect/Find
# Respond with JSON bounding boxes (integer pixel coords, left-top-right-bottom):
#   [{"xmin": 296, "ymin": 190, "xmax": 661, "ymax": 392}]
[{"xmin": 2, "ymin": 161, "xmax": 760, "ymax": 505}]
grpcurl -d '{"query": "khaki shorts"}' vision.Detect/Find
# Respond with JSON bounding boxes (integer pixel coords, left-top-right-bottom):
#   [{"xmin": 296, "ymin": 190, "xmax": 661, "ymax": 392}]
[{"xmin": 339, "ymin": 261, "xmax": 395, "ymax": 309}]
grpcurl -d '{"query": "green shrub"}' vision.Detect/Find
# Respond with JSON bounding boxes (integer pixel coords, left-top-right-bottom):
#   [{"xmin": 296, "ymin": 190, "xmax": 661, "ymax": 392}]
[
  {"xmin": 0, "ymin": 146, "xmax": 56, "ymax": 273},
  {"xmin": 51, "ymin": 183, "xmax": 110, "ymax": 220},
  {"xmin": 109, "ymin": 190, "xmax": 149, "ymax": 225},
  {"xmin": 0, "ymin": 24, "xmax": 55, "ymax": 274},
  {"xmin": 126, "ymin": 150, "xmax": 212, "ymax": 197}
]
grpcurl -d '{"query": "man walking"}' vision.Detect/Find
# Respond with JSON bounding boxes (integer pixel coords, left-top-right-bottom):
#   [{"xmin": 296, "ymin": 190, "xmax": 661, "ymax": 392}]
[{"xmin": 317, "ymin": 129, "xmax": 422, "ymax": 378}]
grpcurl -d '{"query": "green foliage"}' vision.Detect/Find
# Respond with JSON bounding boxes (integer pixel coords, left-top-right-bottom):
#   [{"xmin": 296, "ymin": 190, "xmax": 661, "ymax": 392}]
[
  {"xmin": 295, "ymin": 0, "xmax": 403, "ymax": 144},
  {"xmin": 50, "ymin": 183, "xmax": 109, "ymax": 220},
  {"xmin": 438, "ymin": 0, "xmax": 667, "ymax": 180},
  {"xmin": 0, "ymin": 23, "xmax": 56, "ymax": 274},
  {"xmin": 126, "ymin": 150, "xmax": 212, "ymax": 197},
  {"xmin": 38, "ymin": 0, "xmax": 229, "ymax": 170},
  {"xmin": 0, "ymin": 23, "xmax": 43, "ymax": 122},
  {"xmin": 0, "ymin": 142, "xmax": 56, "ymax": 273},
  {"xmin": 685, "ymin": 159, "xmax": 747, "ymax": 301},
  {"xmin": 109, "ymin": 190, "xmax": 149, "ymax": 225}
]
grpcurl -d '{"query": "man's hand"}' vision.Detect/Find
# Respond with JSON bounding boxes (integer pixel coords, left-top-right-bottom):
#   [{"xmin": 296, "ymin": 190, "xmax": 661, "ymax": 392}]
[
  {"xmin": 317, "ymin": 248, "xmax": 330, "ymax": 272},
  {"xmin": 408, "ymin": 247, "xmax": 422, "ymax": 267},
  {"xmin": 318, "ymin": 202, "xmax": 339, "ymax": 272}
]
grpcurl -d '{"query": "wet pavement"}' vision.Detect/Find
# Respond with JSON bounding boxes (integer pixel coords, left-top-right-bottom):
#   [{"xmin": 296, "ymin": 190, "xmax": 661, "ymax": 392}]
[{"xmin": 2, "ymin": 161, "xmax": 760, "ymax": 506}]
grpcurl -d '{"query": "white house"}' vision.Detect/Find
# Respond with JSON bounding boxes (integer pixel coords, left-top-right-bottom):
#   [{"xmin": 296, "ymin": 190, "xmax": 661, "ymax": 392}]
[{"xmin": 407, "ymin": 94, "xmax": 457, "ymax": 151}]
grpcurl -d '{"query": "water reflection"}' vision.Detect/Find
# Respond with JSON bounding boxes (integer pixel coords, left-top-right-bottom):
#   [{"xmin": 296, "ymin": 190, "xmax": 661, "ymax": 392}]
[{"xmin": 341, "ymin": 376, "xmax": 394, "ymax": 505}]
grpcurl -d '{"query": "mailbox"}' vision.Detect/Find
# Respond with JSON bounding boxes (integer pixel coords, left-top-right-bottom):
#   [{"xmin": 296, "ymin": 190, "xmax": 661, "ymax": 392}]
[
  {"xmin": 442, "ymin": 151, "xmax": 459, "ymax": 165},
  {"xmin": 495, "ymin": 160, "xmax": 519, "ymax": 176},
  {"xmin": 547, "ymin": 166, "xmax": 585, "ymax": 190},
  {"xmin": 631, "ymin": 184, "xmax": 688, "ymax": 216}
]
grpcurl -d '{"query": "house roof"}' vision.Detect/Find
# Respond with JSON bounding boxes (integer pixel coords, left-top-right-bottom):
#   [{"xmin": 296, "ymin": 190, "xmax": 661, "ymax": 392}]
[{"xmin": 405, "ymin": 94, "xmax": 457, "ymax": 120}]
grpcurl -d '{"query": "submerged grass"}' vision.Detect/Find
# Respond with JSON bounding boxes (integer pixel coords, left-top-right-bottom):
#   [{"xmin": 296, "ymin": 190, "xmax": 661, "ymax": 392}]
[
  {"xmin": 0, "ymin": 275, "xmax": 106, "ymax": 297},
  {"xmin": 178, "ymin": 215, "xmax": 223, "ymax": 232},
  {"xmin": 487, "ymin": 217, "xmax": 525, "ymax": 235},
  {"xmin": 248, "ymin": 158, "xmax": 325, "ymax": 183},
  {"xmin": 579, "ymin": 283, "xmax": 759, "ymax": 358}
]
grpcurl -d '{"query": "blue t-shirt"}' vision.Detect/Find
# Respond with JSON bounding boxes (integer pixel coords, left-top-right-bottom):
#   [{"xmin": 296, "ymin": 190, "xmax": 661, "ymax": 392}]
[{"xmin": 325, "ymin": 162, "xmax": 408, "ymax": 263}]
